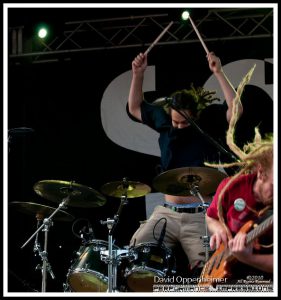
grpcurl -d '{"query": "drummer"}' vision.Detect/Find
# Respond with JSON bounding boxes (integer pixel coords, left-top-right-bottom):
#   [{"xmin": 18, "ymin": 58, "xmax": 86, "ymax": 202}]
[{"xmin": 127, "ymin": 51, "xmax": 242, "ymax": 272}]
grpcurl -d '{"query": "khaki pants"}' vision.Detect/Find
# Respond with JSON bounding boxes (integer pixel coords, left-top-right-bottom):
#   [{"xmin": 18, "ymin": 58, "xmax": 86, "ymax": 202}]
[{"xmin": 130, "ymin": 205, "xmax": 207, "ymax": 268}]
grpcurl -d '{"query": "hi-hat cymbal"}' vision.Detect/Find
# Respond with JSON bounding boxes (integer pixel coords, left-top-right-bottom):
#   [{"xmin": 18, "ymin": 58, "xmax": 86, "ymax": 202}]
[
  {"xmin": 9, "ymin": 201, "xmax": 75, "ymax": 222},
  {"xmin": 101, "ymin": 180, "xmax": 151, "ymax": 198},
  {"xmin": 153, "ymin": 167, "xmax": 227, "ymax": 196},
  {"xmin": 33, "ymin": 180, "xmax": 106, "ymax": 208}
]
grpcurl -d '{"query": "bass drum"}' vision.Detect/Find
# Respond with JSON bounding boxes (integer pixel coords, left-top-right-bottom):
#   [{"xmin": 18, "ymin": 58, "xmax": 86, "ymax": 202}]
[
  {"xmin": 66, "ymin": 239, "xmax": 120, "ymax": 292},
  {"xmin": 124, "ymin": 243, "xmax": 176, "ymax": 292}
]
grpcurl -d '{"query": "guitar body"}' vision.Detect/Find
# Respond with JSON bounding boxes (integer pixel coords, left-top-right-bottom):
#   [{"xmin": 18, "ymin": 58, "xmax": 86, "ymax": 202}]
[{"xmin": 199, "ymin": 220, "xmax": 254, "ymax": 287}]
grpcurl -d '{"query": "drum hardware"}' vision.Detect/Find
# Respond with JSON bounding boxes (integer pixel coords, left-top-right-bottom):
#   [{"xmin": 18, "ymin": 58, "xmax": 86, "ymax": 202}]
[
  {"xmin": 100, "ymin": 193, "xmax": 128, "ymax": 291},
  {"xmin": 33, "ymin": 216, "xmax": 56, "ymax": 284},
  {"xmin": 99, "ymin": 177, "xmax": 151, "ymax": 293},
  {"xmin": 18, "ymin": 193, "xmax": 74, "ymax": 292},
  {"xmin": 189, "ymin": 183, "xmax": 211, "ymax": 262}
]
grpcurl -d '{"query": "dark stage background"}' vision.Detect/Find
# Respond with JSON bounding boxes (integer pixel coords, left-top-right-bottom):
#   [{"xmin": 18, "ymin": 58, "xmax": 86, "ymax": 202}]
[{"xmin": 6, "ymin": 6, "xmax": 274, "ymax": 293}]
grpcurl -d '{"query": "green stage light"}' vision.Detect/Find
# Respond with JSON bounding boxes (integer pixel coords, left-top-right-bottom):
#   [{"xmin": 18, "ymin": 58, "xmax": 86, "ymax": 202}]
[
  {"xmin": 35, "ymin": 23, "xmax": 49, "ymax": 39},
  {"xmin": 38, "ymin": 27, "xmax": 48, "ymax": 39},
  {"xmin": 181, "ymin": 10, "xmax": 190, "ymax": 21}
]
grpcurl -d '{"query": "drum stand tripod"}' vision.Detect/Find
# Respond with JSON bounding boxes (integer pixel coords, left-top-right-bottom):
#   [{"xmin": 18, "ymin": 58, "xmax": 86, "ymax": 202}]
[
  {"xmin": 189, "ymin": 182, "xmax": 210, "ymax": 262},
  {"xmin": 100, "ymin": 178, "xmax": 130, "ymax": 293},
  {"xmin": 21, "ymin": 196, "xmax": 70, "ymax": 292}
]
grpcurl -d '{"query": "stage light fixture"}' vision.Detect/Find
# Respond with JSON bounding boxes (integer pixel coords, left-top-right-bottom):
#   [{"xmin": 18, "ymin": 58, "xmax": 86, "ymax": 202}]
[
  {"xmin": 181, "ymin": 10, "xmax": 190, "ymax": 21},
  {"xmin": 35, "ymin": 23, "xmax": 49, "ymax": 39},
  {"xmin": 38, "ymin": 28, "xmax": 48, "ymax": 39}
]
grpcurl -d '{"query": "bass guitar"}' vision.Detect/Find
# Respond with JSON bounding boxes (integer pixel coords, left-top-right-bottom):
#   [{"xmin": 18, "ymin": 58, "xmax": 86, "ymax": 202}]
[{"xmin": 198, "ymin": 214, "xmax": 273, "ymax": 287}]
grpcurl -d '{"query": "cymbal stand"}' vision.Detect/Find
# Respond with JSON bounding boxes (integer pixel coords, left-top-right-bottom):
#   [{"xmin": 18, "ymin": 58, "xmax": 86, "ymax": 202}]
[
  {"xmin": 21, "ymin": 195, "xmax": 70, "ymax": 292},
  {"xmin": 100, "ymin": 178, "xmax": 129, "ymax": 293},
  {"xmin": 189, "ymin": 183, "xmax": 210, "ymax": 262},
  {"xmin": 33, "ymin": 217, "xmax": 55, "ymax": 292}
]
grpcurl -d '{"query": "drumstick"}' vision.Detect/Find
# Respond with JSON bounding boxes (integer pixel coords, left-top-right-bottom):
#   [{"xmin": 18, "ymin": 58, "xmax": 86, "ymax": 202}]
[
  {"xmin": 144, "ymin": 21, "xmax": 174, "ymax": 55},
  {"xmin": 188, "ymin": 15, "xmax": 209, "ymax": 55}
]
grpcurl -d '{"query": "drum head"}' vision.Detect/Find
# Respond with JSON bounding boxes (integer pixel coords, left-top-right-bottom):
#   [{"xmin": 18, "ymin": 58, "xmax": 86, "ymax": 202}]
[
  {"xmin": 68, "ymin": 272, "xmax": 107, "ymax": 292},
  {"xmin": 126, "ymin": 270, "xmax": 156, "ymax": 292}
]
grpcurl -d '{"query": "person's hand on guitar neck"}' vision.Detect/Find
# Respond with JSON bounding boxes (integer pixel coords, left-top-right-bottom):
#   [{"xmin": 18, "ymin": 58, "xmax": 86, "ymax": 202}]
[
  {"xmin": 228, "ymin": 232, "xmax": 273, "ymax": 273},
  {"xmin": 228, "ymin": 232, "xmax": 253, "ymax": 262}
]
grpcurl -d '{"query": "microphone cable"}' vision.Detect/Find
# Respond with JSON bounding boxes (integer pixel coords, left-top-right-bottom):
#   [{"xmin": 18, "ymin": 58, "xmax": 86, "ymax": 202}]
[{"xmin": 153, "ymin": 217, "xmax": 167, "ymax": 247}]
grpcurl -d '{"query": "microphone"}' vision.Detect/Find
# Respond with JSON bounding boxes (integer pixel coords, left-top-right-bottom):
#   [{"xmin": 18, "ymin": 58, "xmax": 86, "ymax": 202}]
[
  {"xmin": 158, "ymin": 220, "xmax": 167, "ymax": 247},
  {"xmin": 88, "ymin": 222, "xmax": 95, "ymax": 239},
  {"xmin": 79, "ymin": 226, "xmax": 87, "ymax": 238},
  {"xmin": 151, "ymin": 97, "xmax": 173, "ymax": 107}
]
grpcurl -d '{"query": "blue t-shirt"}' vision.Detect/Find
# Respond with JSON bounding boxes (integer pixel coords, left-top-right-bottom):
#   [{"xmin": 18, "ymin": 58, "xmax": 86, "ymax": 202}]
[{"xmin": 140, "ymin": 101, "xmax": 229, "ymax": 172}]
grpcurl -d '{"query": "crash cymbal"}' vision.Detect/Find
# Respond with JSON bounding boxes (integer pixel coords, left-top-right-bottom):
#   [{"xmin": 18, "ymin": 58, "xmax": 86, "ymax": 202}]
[
  {"xmin": 101, "ymin": 180, "xmax": 151, "ymax": 198},
  {"xmin": 9, "ymin": 201, "xmax": 75, "ymax": 222},
  {"xmin": 33, "ymin": 180, "xmax": 106, "ymax": 208},
  {"xmin": 153, "ymin": 167, "xmax": 227, "ymax": 196}
]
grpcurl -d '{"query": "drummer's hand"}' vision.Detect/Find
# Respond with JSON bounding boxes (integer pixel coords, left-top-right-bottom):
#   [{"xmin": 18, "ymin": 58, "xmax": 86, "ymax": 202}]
[
  {"xmin": 132, "ymin": 53, "xmax": 147, "ymax": 76},
  {"xmin": 207, "ymin": 52, "xmax": 222, "ymax": 74}
]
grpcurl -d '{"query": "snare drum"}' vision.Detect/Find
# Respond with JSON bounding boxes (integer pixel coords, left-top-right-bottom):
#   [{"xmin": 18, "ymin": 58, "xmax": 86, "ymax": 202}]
[
  {"xmin": 66, "ymin": 240, "xmax": 120, "ymax": 292},
  {"xmin": 124, "ymin": 243, "xmax": 176, "ymax": 292}
]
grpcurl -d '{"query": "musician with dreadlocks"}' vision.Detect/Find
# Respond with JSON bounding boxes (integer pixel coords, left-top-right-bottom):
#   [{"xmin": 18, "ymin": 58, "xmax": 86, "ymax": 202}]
[
  {"xmin": 126, "ymin": 51, "xmax": 241, "ymax": 282},
  {"xmin": 204, "ymin": 69, "xmax": 273, "ymax": 284}
]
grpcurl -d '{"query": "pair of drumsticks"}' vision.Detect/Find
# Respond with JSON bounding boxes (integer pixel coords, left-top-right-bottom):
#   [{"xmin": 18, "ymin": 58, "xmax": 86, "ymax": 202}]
[{"xmin": 144, "ymin": 12, "xmax": 209, "ymax": 56}]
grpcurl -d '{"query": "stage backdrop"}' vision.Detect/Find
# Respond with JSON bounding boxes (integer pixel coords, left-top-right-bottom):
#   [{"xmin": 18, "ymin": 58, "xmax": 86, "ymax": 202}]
[{"xmin": 7, "ymin": 17, "xmax": 273, "ymax": 292}]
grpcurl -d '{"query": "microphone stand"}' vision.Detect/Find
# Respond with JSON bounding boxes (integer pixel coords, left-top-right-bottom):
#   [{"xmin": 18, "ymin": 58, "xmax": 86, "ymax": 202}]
[
  {"xmin": 21, "ymin": 196, "xmax": 70, "ymax": 292},
  {"xmin": 172, "ymin": 104, "xmax": 239, "ymax": 163},
  {"xmin": 100, "ymin": 178, "xmax": 129, "ymax": 293}
]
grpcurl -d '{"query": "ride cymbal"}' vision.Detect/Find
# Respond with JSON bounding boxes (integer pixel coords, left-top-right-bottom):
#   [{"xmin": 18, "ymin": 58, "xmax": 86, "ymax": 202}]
[
  {"xmin": 153, "ymin": 167, "xmax": 227, "ymax": 196},
  {"xmin": 101, "ymin": 180, "xmax": 151, "ymax": 198},
  {"xmin": 33, "ymin": 180, "xmax": 106, "ymax": 208},
  {"xmin": 9, "ymin": 201, "xmax": 75, "ymax": 222}
]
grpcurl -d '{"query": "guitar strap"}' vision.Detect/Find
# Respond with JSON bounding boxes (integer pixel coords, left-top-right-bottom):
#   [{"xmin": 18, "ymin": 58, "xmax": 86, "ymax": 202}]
[{"xmin": 246, "ymin": 204, "xmax": 272, "ymax": 217}]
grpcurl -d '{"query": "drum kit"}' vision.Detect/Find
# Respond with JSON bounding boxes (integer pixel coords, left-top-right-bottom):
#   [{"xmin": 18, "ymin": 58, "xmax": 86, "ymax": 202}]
[{"xmin": 9, "ymin": 167, "xmax": 226, "ymax": 293}]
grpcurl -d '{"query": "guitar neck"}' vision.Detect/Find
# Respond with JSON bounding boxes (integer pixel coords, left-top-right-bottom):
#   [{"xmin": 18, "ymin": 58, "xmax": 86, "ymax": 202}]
[{"xmin": 246, "ymin": 215, "xmax": 273, "ymax": 245}]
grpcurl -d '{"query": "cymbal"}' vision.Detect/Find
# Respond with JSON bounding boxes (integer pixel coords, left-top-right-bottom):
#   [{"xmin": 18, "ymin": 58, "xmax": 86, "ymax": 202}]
[
  {"xmin": 9, "ymin": 201, "xmax": 75, "ymax": 222},
  {"xmin": 153, "ymin": 167, "xmax": 227, "ymax": 196},
  {"xmin": 101, "ymin": 180, "xmax": 151, "ymax": 198},
  {"xmin": 33, "ymin": 180, "xmax": 106, "ymax": 208}
]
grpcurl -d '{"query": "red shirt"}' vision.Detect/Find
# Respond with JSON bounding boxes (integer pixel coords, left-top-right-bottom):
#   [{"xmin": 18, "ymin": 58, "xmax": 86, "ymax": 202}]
[{"xmin": 207, "ymin": 173, "xmax": 265, "ymax": 234}]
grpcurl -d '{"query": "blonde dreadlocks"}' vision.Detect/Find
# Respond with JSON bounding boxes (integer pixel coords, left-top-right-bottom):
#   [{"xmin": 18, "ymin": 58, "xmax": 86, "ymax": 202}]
[{"xmin": 205, "ymin": 64, "xmax": 273, "ymax": 239}]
